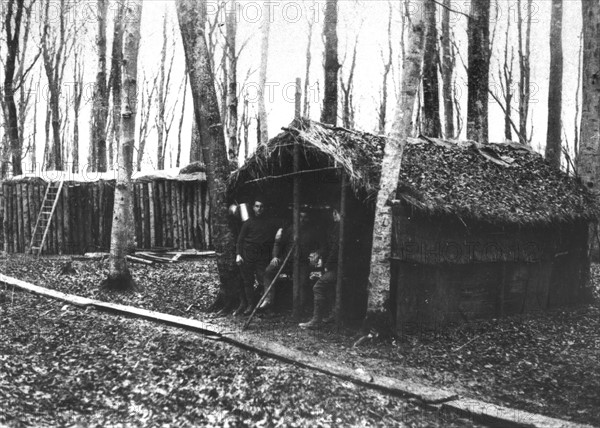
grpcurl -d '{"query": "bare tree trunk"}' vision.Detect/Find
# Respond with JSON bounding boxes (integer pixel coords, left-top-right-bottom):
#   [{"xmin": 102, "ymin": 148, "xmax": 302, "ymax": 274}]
[
  {"xmin": 3, "ymin": 0, "xmax": 24, "ymax": 176},
  {"xmin": 467, "ymin": 0, "xmax": 490, "ymax": 143},
  {"xmin": 157, "ymin": 13, "xmax": 167, "ymax": 170},
  {"xmin": 30, "ymin": 73, "xmax": 40, "ymax": 171},
  {"xmin": 176, "ymin": 73, "xmax": 188, "ymax": 168},
  {"xmin": 242, "ymin": 97, "xmax": 250, "ymax": 159},
  {"xmin": 440, "ymin": 0, "xmax": 455, "ymax": 139},
  {"xmin": 303, "ymin": 17, "xmax": 314, "ymax": 118},
  {"xmin": 43, "ymin": 106, "xmax": 51, "ymax": 169},
  {"xmin": 257, "ymin": 3, "xmax": 270, "ymax": 143},
  {"xmin": 365, "ymin": 2, "xmax": 425, "ymax": 329},
  {"xmin": 226, "ymin": 3, "xmax": 238, "ymax": 160},
  {"xmin": 573, "ymin": 31, "xmax": 583, "ymax": 165},
  {"xmin": 72, "ymin": 48, "xmax": 83, "ymax": 173},
  {"xmin": 321, "ymin": 0, "xmax": 339, "ymax": 126},
  {"xmin": 421, "ymin": 0, "xmax": 441, "ymax": 137},
  {"xmin": 220, "ymin": 48, "xmax": 228, "ymax": 149},
  {"xmin": 137, "ymin": 73, "xmax": 157, "ymax": 171},
  {"xmin": 190, "ymin": 119, "xmax": 202, "ymax": 163},
  {"xmin": 176, "ymin": 0, "xmax": 240, "ymax": 311},
  {"xmin": 88, "ymin": 0, "xmax": 108, "ymax": 173},
  {"xmin": 545, "ymin": 0, "xmax": 563, "ymax": 169},
  {"xmin": 378, "ymin": 2, "xmax": 393, "ymax": 135},
  {"xmin": 41, "ymin": 0, "xmax": 70, "ymax": 171},
  {"xmin": 501, "ymin": 11, "xmax": 514, "ymax": 141},
  {"xmin": 340, "ymin": 35, "xmax": 358, "ymax": 129},
  {"xmin": 16, "ymin": 0, "xmax": 36, "ymax": 174},
  {"xmin": 103, "ymin": 1, "xmax": 143, "ymax": 291},
  {"xmin": 577, "ymin": 1, "xmax": 600, "ymax": 198},
  {"xmin": 517, "ymin": 0, "xmax": 532, "ymax": 145},
  {"xmin": 108, "ymin": 0, "xmax": 125, "ymax": 171}
]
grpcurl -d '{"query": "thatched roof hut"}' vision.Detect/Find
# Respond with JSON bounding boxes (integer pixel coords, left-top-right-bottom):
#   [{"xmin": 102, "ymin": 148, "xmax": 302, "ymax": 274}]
[{"xmin": 228, "ymin": 119, "xmax": 597, "ymax": 324}]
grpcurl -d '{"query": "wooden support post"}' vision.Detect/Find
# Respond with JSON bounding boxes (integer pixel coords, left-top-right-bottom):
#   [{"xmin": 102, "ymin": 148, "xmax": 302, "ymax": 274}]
[
  {"xmin": 2, "ymin": 184, "xmax": 8, "ymax": 253},
  {"xmin": 16, "ymin": 183, "xmax": 23, "ymax": 252},
  {"xmin": 293, "ymin": 77, "xmax": 302, "ymax": 318},
  {"xmin": 335, "ymin": 173, "xmax": 347, "ymax": 326}
]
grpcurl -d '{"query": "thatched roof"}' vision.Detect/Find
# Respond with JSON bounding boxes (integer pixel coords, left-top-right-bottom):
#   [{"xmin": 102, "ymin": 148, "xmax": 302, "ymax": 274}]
[
  {"xmin": 229, "ymin": 119, "xmax": 597, "ymax": 226},
  {"xmin": 228, "ymin": 118, "xmax": 386, "ymax": 200}
]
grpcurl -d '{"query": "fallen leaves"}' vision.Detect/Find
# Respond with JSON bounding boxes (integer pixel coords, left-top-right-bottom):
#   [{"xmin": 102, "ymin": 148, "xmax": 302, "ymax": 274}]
[
  {"xmin": 0, "ymin": 285, "xmax": 477, "ymax": 427},
  {"xmin": 1, "ymin": 254, "xmax": 599, "ymax": 425}
]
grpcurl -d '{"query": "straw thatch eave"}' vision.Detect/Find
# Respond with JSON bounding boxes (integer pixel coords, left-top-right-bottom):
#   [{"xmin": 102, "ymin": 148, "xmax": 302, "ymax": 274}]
[
  {"xmin": 228, "ymin": 118, "xmax": 385, "ymax": 202},
  {"xmin": 228, "ymin": 119, "xmax": 598, "ymax": 226}
]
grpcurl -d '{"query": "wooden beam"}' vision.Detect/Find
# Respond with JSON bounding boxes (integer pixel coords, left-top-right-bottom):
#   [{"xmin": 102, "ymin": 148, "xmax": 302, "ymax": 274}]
[
  {"xmin": 293, "ymin": 77, "xmax": 302, "ymax": 318},
  {"xmin": 243, "ymin": 166, "xmax": 341, "ymax": 185},
  {"xmin": 335, "ymin": 173, "xmax": 347, "ymax": 326}
]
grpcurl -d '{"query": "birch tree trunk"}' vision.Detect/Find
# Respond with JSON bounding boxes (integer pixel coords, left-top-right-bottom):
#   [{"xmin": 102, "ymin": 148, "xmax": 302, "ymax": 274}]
[
  {"xmin": 545, "ymin": 0, "xmax": 563, "ymax": 169},
  {"xmin": 108, "ymin": 1, "xmax": 125, "ymax": 171},
  {"xmin": 257, "ymin": 3, "xmax": 270, "ymax": 143},
  {"xmin": 365, "ymin": 1, "xmax": 425, "ymax": 329},
  {"xmin": 176, "ymin": 0, "xmax": 240, "ymax": 310},
  {"xmin": 421, "ymin": 0, "xmax": 441, "ymax": 137},
  {"xmin": 321, "ymin": 0, "xmax": 339, "ymax": 126},
  {"xmin": 103, "ymin": 1, "xmax": 143, "ymax": 291},
  {"xmin": 577, "ymin": 0, "xmax": 600, "ymax": 198},
  {"xmin": 378, "ymin": 2, "xmax": 393, "ymax": 135},
  {"xmin": 303, "ymin": 18, "xmax": 314, "ymax": 118},
  {"xmin": 88, "ymin": 0, "xmax": 108, "ymax": 173},
  {"xmin": 440, "ymin": 0, "xmax": 455, "ymax": 139},
  {"xmin": 517, "ymin": 0, "xmax": 532, "ymax": 145},
  {"xmin": 466, "ymin": 0, "xmax": 490, "ymax": 143},
  {"xmin": 226, "ymin": 2, "xmax": 238, "ymax": 161}
]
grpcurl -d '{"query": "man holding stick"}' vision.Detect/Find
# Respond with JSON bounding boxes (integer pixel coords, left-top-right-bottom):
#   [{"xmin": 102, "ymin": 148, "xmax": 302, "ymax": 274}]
[{"xmin": 259, "ymin": 209, "xmax": 320, "ymax": 311}]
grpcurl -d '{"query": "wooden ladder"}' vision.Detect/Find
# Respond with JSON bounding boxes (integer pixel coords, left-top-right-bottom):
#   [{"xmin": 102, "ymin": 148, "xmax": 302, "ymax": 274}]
[{"xmin": 29, "ymin": 179, "xmax": 64, "ymax": 255}]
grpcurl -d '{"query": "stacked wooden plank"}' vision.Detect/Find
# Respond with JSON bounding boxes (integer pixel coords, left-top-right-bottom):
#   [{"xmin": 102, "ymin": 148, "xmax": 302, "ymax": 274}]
[{"xmin": 1, "ymin": 177, "xmax": 210, "ymax": 255}]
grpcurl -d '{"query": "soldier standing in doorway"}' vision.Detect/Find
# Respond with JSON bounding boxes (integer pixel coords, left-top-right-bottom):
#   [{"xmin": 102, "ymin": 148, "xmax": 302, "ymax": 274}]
[{"xmin": 235, "ymin": 197, "xmax": 283, "ymax": 315}]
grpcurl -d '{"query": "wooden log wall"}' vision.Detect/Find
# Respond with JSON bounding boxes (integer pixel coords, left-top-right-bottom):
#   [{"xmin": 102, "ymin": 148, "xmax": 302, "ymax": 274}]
[{"xmin": 0, "ymin": 179, "xmax": 209, "ymax": 254}]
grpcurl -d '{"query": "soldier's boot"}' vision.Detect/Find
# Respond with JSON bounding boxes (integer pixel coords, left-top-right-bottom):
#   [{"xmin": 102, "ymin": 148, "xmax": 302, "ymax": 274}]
[
  {"xmin": 299, "ymin": 299, "xmax": 326, "ymax": 330},
  {"xmin": 258, "ymin": 288, "xmax": 275, "ymax": 311},
  {"xmin": 242, "ymin": 285, "xmax": 256, "ymax": 316},
  {"xmin": 233, "ymin": 296, "xmax": 247, "ymax": 316}
]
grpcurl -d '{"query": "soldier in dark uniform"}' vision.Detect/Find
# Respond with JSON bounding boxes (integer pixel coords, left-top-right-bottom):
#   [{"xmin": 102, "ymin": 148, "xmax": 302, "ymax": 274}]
[
  {"xmin": 299, "ymin": 207, "xmax": 340, "ymax": 329},
  {"xmin": 235, "ymin": 198, "xmax": 283, "ymax": 315},
  {"xmin": 259, "ymin": 209, "xmax": 320, "ymax": 311}
]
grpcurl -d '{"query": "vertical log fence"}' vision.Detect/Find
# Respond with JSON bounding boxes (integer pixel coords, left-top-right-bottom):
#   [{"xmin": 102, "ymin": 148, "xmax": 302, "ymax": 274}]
[{"xmin": 1, "ymin": 175, "xmax": 209, "ymax": 255}]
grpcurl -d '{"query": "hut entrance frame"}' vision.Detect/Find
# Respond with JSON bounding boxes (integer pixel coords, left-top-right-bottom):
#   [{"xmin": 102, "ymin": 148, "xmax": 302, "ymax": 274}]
[{"xmin": 236, "ymin": 155, "xmax": 352, "ymax": 322}]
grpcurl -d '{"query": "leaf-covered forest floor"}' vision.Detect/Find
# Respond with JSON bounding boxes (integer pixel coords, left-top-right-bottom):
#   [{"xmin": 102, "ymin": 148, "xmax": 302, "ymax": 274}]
[
  {"xmin": 0, "ymin": 291, "xmax": 484, "ymax": 427},
  {"xmin": 1, "ymin": 254, "xmax": 599, "ymax": 426}
]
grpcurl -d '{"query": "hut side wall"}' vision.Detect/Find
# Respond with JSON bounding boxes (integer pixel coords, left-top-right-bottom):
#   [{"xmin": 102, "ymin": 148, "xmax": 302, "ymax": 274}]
[
  {"xmin": 392, "ymin": 205, "xmax": 591, "ymax": 326},
  {"xmin": 1, "ymin": 179, "xmax": 209, "ymax": 254}
]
